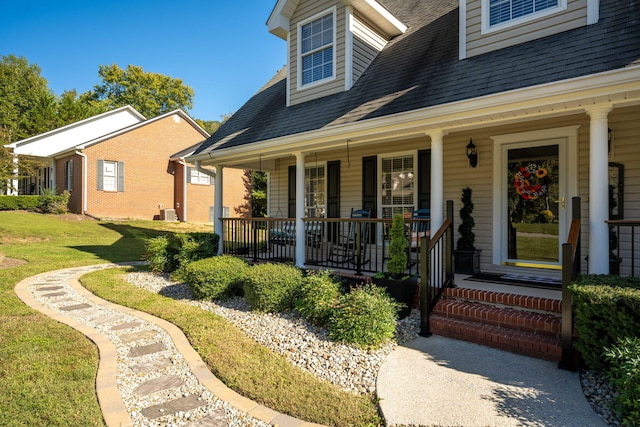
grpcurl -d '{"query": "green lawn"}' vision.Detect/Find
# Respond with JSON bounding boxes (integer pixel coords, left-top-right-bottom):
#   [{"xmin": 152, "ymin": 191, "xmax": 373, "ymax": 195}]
[{"xmin": 0, "ymin": 212, "xmax": 380, "ymax": 427}]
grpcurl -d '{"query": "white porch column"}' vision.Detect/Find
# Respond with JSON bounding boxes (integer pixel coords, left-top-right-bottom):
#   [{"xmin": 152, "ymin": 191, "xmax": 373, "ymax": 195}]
[
  {"xmin": 10, "ymin": 154, "xmax": 18, "ymax": 195},
  {"xmin": 586, "ymin": 105, "xmax": 613, "ymax": 274},
  {"xmin": 214, "ymin": 165, "xmax": 224, "ymax": 255},
  {"xmin": 295, "ymin": 152, "xmax": 306, "ymax": 268},
  {"xmin": 428, "ymin": 130, "xmax": 445, "ymax": 230}
]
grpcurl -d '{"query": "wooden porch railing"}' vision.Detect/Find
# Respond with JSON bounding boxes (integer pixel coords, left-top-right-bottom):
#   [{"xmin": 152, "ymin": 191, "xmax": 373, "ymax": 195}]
[
  {"xmin": 559, "ymin": 196, "xmax": 581, "ymax": 371},
  {"xmin": 606, "ymin": 219, "xmax": 640, "ymax": 277},
  {"xmin": 419, "ymin": 200, "xmax": 455, "ymax": 337},
  {"xmin": 219, "ymin": 216, "xmax": 431, "ymax": 276}
]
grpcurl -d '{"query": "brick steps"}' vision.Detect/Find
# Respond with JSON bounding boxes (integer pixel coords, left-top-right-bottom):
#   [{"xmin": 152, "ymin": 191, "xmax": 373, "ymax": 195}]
[{"xmin": 431, "ymin": 287, "xmax": 562, "ymax": 362}]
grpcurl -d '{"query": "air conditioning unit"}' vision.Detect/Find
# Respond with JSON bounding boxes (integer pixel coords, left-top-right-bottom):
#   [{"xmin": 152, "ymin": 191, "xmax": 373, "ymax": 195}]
[{"xmin": 160, "ymin": 208, "xmax": 177, "ymax": 222}]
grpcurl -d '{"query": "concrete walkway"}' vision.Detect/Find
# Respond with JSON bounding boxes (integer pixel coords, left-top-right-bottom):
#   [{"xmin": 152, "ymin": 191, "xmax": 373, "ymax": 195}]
[
  {"xmin": 15, "ymin": 264, "xmax": 321, "ymax": 427},
  {"xmin": 377, "ymin": 335, "xmax": 605, "ymax": 427}
]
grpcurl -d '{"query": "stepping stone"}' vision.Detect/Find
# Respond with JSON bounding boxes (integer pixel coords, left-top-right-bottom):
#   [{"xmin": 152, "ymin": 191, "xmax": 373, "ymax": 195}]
[
  {"xmin": 110, "ymin": 321, "xmax": 142, "ymax": 331},
  {"xmin": 35, "ymin": 286, "xmax": 64, "ymax": 291},
  {"xmin": 42, "ymin": 292, "xmax": 66, "ymax": 298},
  {"xmin": 119, "ymin": 330, "xmax": 158, "ymax": 344},
  {"xmin": 134, "ymin": 374, "xmax": 184, "ymax": 395},
  {"xmin": 130, "ymin": 357, "xmax": 173, "ymax": 374},
  {"xmin": 129, "ymin": 342, "xmax": 166, "ymax": 358},
  {"xmin": 52, "ymin": 298, "xmax": 74, "ymax": 304},
  {"xmin": 59, "ymin": 303, "xmax": 92, "ymax": 311},
  {"xmin": 93, "ymin": 315, "xmax": 122, "ymax": 325},
  {"xmin": 140, "ymin": 395, "xmax": 205, "ymax": 419},
  {"xmin": 74, "ymin": 309, "xmax": 102, "ymax": 319},
  {"xmin": 184, "ymin": 410, "xmax": 228, "ymax": 427}
]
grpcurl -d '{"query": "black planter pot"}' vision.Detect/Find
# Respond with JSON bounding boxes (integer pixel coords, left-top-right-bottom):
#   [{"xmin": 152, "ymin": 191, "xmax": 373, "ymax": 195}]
[
  {"xmin": 454, "ymin": 249, "xmax": 482, "ymax": 274},
  {"xmin": 372, "ymin": 275, "xmax": 418, "ymax": 319}
]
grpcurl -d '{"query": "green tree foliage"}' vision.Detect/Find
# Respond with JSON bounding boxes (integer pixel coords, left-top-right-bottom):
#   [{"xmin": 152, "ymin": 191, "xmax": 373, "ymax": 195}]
[
  {"xmin": 234, "ymin": 170, "xmax": 267, "ymax": 218},
  {"xmin": 86, "ymin": 64, "xmax": 194, "ymax": 118}
]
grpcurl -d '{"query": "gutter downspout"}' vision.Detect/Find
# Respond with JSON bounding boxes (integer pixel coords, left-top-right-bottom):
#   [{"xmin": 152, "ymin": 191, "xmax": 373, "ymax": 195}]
[{"xmin": 75, "ymin": 150, "xmax": 88, "ymax": 213}]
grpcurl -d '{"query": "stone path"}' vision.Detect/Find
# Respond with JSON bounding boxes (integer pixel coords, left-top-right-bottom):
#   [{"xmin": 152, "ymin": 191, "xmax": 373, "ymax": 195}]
[{"xmin": 14, "ymin": 263, "xmax": 323, "ymax": 427}]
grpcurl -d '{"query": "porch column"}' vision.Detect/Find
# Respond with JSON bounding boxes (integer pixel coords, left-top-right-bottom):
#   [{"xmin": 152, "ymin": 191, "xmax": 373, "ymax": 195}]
[
  {"xmin": 428, "ymin": 130, "xmax": 445, "ymax": 230},
  {"xmin": 295, "ymin": 152, "xmax": 306, "ymax": 268},
  {"xmin": 10, "ymin": 154, "xmax": 18, "ymax": 195},
  {"xmin": 586, "ymin": 105, "xmax": 613, "ymax": 274},
  {"xmin": 214, "ymin": 165, "xmax": 224, "ymax": 255}
]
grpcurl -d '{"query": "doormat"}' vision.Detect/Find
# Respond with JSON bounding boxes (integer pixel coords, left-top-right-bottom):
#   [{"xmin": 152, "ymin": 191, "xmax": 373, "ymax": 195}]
[{"xmin": 465, "ymin": 273, "xmax": 562, "ymax": 289}]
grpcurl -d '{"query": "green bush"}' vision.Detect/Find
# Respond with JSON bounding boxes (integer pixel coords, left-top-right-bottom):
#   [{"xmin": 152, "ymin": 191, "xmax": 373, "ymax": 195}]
[
  {"xmin": 243, "ymin": 263, "xmax": 303, "ymax": 313},
  {"xmin": 0, "ymin": 195, "xmax": 41, "ymax": 211},
  {"xmin": 604, "ymin": 337, "xmax": 640, "ymax": 426},
  {"xmin": 329, "ymin": 285, "xmax": 400, "ymax": 348},
  {"xmin": 37, "ymin": 189, "xmax": 70, "ymax": 214},
  {"xmin": 295, "ymin": 270, "xmax": 341, "ymax": 325},
  {"xmin": 569, "ymin": 275, "xmax": 640, "ymax": 369},
  {"xmin": 144, "ymin": 232, "xmax": 220, "ymax": 275},
  {"xmin": 183, "ymin": 256, "xmax": 249, "ymax": 300}
]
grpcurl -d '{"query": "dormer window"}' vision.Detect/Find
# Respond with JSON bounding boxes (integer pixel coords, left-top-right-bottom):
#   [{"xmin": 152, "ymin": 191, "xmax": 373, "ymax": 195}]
[
  {"xmin": 483, "ymin": 0, "xmax": 566, "ymax": 33},
  {"xmin": 299, "ymin": 8, "xmax": 336, "ymax": 88}
]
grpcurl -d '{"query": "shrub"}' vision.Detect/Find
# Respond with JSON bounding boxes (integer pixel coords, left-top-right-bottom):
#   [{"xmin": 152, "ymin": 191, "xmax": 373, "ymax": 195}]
[
  {"xmin": 37, "ymin": 189, "xmax": 70, "ymax": 214},
  {"xmin": 386, "ymin": 214, "xmax": 408, "ymax": 277},
  {"xmin": 243, "ymin": 263, "xmax": 303, "ymax": 313},
  {"xmin": 569, "ymin": 275, "xmax": 640, "ymax": 369},
  {"xmin": 604, "ymin": 337, "xmax": 640, "ymax": 426},
  {"xmin": 538, "ymin": 209, "xmax": 554, "ymax": 223},
  {"xmin": 295, "ymin": 270, "xmax": 341, "ymax": 325},
  {"xmin": 0, "ymin": 195, "xmax": 40, "ymax": 211},
  {"xmin": 329, "ymin": 285, "xmax": 400, "ymax": 348},
  {"xmin": 183, "ymin": 256, "xmax": 249, "ymax": 300},
  {"xmin": 144, "ymin": 232, "xmax": 220, "ymax": 275}
]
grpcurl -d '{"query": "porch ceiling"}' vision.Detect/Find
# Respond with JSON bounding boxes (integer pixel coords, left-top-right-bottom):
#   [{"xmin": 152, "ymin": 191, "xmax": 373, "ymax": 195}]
[{"xmin": 189, "ymin": 67, "xmax": 640, "ymax": 169}]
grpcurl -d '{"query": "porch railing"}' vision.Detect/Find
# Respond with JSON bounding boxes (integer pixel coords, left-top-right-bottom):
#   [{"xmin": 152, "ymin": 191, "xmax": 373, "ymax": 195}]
[
  {"xmin": 606, "ymin": 219, "xmax": 640, "ymax": 277},
  {"xmin": 419, "ymin": 200, "xmax": 455, "ymax": 337},
  {"xmin": 219, "ymin": 216, "xmax": 431, "ymax": 276},
  {"xmin": 559, "ymin": 196, "xmax": 581, "ymax": 371}
]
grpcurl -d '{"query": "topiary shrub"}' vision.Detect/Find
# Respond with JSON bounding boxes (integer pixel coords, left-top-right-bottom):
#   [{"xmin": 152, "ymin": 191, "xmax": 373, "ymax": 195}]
[
  {"xmin": 329, "ymin": 285, "xmax": 400, "ymax": 348},
  {"xmin": 569, "ymin": 275, "xmax": 640, "ymax": 369},
  {"xmin": 604, "ymin": 337, "xmax": 640, "ymax": 426},
  {"xmin": 243, "ymin": 263, "xmax": 303, "ymax": 313},
  {"xmin": 145, "ymin": 235, "xmax": 171, "ymax": 273},
  {"xmin": 144, "ymin": 232, "xmax": 220, "ymax": 275},
  {"xmin": 295, "ymin": 270, "xmax": 341, "ymax": 325},
  {"xmin": 386, "ymin": 213, "xmax": 408, "ymax": 278},
  {"xmin": 183, "ymin": 256, "xmax": 249, "ymax": 300}
]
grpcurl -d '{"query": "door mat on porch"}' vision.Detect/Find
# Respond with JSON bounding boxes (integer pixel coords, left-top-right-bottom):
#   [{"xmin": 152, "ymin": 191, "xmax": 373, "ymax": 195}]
[{"xmin": 465, "ymin": 273, "xmax": 562, "ymax": 289}]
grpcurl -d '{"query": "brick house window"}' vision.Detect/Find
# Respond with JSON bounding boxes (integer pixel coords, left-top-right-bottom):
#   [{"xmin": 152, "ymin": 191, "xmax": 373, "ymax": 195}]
[
  {"xmin": 97, "ymin": 160, "xmax": 124, "ymax": 192},
  {"xmin": 64, "ymin": 159, "xmax": 73, "ymax": 191},
  {"xmin": 187, "ymin": 167, "xmax": 212, "ymax": 185}
]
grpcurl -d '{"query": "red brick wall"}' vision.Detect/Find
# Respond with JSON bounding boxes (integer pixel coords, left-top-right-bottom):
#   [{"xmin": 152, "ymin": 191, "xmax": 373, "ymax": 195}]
[{"xmin": 55, "ymin": 154, "xmax": 83, "ymax": 214}]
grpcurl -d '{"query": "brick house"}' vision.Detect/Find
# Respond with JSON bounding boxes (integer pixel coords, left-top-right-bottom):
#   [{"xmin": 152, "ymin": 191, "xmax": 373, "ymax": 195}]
[{"xmin": 7, "ymin": 106, "xmax": 246, "ymax": 223}]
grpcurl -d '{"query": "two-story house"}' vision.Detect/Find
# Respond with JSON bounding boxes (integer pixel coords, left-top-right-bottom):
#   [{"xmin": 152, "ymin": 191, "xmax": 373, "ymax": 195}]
[
  {"xmin": 7, "ymin": 106, "xmax": 247, "ymax": 223},
  {"xmin": 187, "ymin": 0, "xmax": 640, "ymax": 282}
]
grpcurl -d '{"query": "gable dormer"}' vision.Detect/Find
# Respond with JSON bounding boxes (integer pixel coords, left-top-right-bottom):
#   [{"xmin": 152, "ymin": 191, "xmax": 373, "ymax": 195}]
[
  {"xmin": 459, "ymin": 0, "xmax": 601, "ymax": 59},
  {"xmin": 268, "ymin": 0, "xmax": 406, "ymax": 107}
]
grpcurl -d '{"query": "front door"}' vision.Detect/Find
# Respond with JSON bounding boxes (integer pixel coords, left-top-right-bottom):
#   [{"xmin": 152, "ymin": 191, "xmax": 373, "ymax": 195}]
[{"xmin": 493, "ymin": 126, "xmax": 578, "ymax": 271}]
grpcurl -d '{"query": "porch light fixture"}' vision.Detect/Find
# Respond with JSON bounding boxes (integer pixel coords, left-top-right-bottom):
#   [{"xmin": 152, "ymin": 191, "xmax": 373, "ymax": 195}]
[{"xmin": 466, "ymin": 139, "xmax": 478, "ymax": 168}]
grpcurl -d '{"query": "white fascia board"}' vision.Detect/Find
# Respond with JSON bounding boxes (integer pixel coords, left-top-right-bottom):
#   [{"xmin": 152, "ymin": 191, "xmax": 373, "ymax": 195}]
[
  {"xmin": 267, "ymin": 0, "xmax": 298, "ymax": 40},
  {"xmin": 190, "ymin": 65, "xmax": 640, "ymax": 164},
  {"xmin": 343, "ymin": 0, "xmax": 406, "ymax": 36}
]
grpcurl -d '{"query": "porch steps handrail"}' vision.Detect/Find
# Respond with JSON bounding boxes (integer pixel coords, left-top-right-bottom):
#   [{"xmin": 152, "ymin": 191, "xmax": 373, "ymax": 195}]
[
  {"xmin": 559, "ymin": 196, "xmax": 581, "ymax": 371},
  {"xmin": 419, "ymin": 200, "xmax": 455, "ymax": 337}
]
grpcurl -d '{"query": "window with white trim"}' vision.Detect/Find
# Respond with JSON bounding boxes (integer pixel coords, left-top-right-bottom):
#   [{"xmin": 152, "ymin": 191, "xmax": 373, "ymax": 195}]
[
  {"xmin": 102, "ymin": 161, "xmax": 117, "ymax": 191},
  {"xmin": 486, "ymin": 0, "xmax": 563, "ymax": 29},
  {"xmin": 381, "ymin": 155, "xmax": 414, "ymax": 218},
  {"xmin": 299, "ymin": 10, "xmax": 335, "ymax": 86},
  {"xmin": 64, "ymin": 160, "xmax": 73, "ymax": 191},
  {"xmin": 188, "ymin": 167, "xmax": 212, "ymax": 185},
  {"xmin": 305, "ymin": 165, "xmax": 325, "ymax": 217}
]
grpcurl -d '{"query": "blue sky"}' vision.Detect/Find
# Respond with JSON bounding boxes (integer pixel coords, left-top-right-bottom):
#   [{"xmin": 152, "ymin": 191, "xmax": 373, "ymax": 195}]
[{"xmin": 1, "ymin": 0, "xmax": 286, "ymax": 121}]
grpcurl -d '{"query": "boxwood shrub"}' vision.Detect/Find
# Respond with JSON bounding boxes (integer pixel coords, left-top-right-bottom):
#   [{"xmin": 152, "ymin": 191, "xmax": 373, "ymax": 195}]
[
  {"xmin": 0, "ymin": 195, "xmax": 41, "ymax": 211},
  {"xmin": 144, "ymin": 232, "xmax": 220, "ymax": 275},
  {"xmin": 569, "ymin": 274, "xmax": 640, "ymax": 369},
  {"xmin": 604, "ymin": 337, "xmax": 640, "ymax": 426},
  {"xmin": 243, "ymin": 263, "xmax": 303, "ymax": 313},
  {"xmin": 183, "ymin": 256, "xmax": 249, "ymax": 300},
  {"xmin": 329, "ymin": 284, "xmax": 400, "ymax": 348},
  {"xmin": 295, "ymin": 270, "xmax": 341, "ymax": 325}
]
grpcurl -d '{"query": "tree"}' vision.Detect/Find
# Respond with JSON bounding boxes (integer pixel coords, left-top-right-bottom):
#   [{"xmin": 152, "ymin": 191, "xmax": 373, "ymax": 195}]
[
  {"xmin": 234, "ymin": 170, "xmax": 267, "ymax": 218},
  {"xmin": 86, "ymin": 64, "xmax": 194, "ymax": 118}
]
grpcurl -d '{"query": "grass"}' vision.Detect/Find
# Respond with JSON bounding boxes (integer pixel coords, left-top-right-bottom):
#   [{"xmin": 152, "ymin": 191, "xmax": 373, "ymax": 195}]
[{"xmin": 0, "ymin": 211, "xmax": 380, "ymax": 426}]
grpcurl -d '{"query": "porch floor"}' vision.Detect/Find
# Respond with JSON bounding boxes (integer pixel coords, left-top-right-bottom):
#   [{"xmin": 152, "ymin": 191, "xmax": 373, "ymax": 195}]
[{"xmin": 453, "ymin": 274, "xmax": 562, "ymax": 300}]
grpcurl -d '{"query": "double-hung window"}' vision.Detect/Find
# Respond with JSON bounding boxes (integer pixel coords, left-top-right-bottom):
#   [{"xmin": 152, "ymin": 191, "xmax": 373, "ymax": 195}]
[
  {"xmin": 188, "ymin": 167, "xmax": 211, "ymax": 185},
  {"xmin": 381, "ymin": 155, "xmax": 414, "ymax": 218},
  {"xmin": 299, "ymin": 9, "xmax": 335, "ymax": 87},
  {"xmin": 305, "ymin": 165, "xmax": 325, "ymax": 217},
  {"xmin": 64, "ymin": 160, "xmax": 73, "ymax": 191},
  {"xmin": 97, "ymin": 159, "xmax": 124, "ymax": 192},
  {"xmin": 486, "ymin": 0, "xmax": 564, "ymax": 30}
]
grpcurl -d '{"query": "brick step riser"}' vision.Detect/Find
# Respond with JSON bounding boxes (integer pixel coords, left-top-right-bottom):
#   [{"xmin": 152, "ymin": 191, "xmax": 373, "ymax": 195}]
[
  {"xmin": 430, "ymin": 316, "xmax": 562, "ymax": 362},
  {"xmin": 433, "ymin": 300, "xmax": 561, "ymax": 338},
  {"xmin": 443, "ymin": 287, "xmax": 561, "ymax": 313}
]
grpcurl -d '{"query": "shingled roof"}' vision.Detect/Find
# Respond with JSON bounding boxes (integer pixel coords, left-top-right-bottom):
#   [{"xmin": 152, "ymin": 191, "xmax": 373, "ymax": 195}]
[{"xmin": 195, "ymin": 0, "xmax": 640, "ymax": 156}]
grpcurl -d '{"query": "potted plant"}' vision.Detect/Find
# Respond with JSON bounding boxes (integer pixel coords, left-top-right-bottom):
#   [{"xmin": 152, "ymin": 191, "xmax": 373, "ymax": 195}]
[
  {"xmin": 372, "ymin": 213, "xmax": 417, "ymax": 318},
  {"xmin": 454, "ymin": 187, "xmax": 482, "ymax": 274}
]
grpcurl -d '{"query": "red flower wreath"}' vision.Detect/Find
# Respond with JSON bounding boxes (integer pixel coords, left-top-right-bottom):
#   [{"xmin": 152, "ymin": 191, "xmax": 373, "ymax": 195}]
[{"xmin": 514, "ymin": 163, "xmax": 548, "ymax": 201}]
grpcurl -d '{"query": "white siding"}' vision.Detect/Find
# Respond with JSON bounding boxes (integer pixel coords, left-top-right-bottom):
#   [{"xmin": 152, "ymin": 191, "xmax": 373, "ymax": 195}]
[
  {"xmin": 465, "ymin": 0, "xmax": 588, "ymax": 58},
  {"xmin": 352, "ymin": 14, "xmax": 387, "ymax": 84}
]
